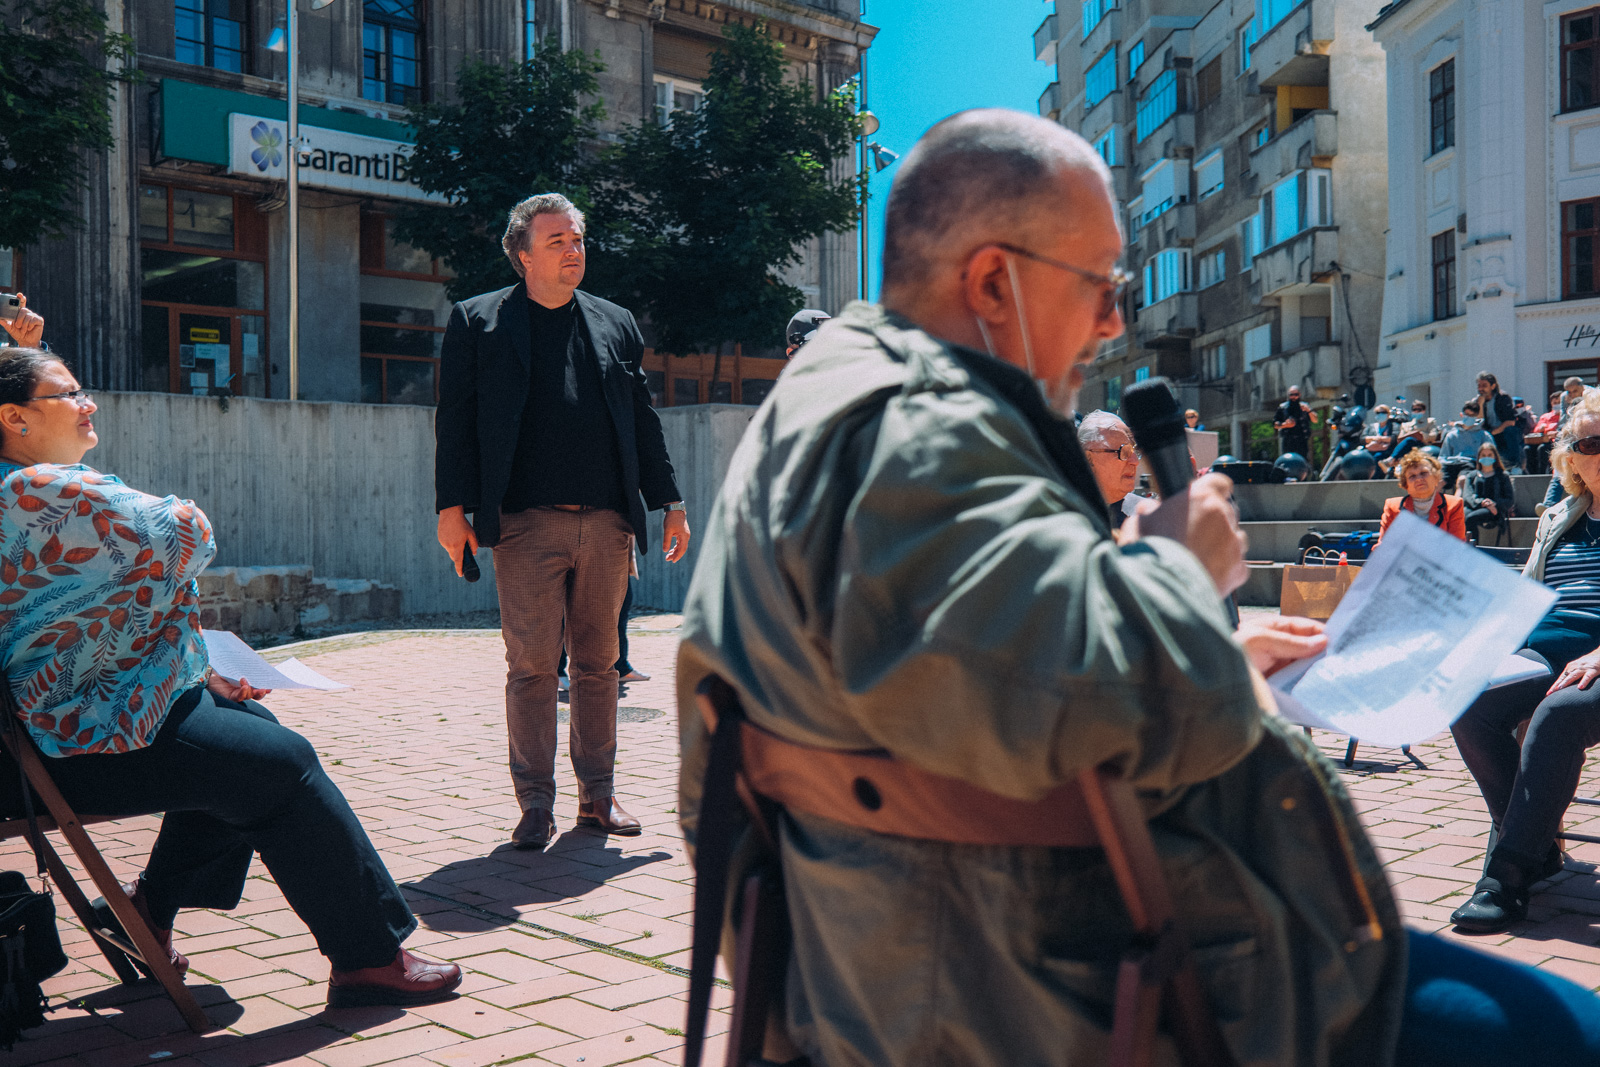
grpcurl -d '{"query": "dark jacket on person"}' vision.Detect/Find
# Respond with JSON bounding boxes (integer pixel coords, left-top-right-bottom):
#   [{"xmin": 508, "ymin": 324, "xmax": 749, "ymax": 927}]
[
  {"xmin": 434, "ymin": 285, "xmax": 680, "ymax": 548},
  {"xmin": 1463, "ymin": 470, "xmax": 1515, "ymax": 519}
]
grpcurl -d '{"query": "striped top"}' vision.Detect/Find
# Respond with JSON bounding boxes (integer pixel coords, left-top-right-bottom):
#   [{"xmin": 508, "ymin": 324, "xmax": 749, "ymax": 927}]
[{"xmin": 1543, "ymin": 517, "xmax": 1600, "ymax": 616}]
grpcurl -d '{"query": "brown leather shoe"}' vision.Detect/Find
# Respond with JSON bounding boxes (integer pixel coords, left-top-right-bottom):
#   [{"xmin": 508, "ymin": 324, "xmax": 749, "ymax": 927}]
[
  {"xmin": 577, "ymin": 797, "xmax": 642, "ymax": 836},
  {"xmin": 92, "ymin": 878, "xmax": 188, "ymax": 978},
  {"xmin": 327, "ymin": 948, "xmax": 463, "ymax": 1008},
  {"xmin": 511, "ymin": 808, "xmax": 556, "ymax": 850}
]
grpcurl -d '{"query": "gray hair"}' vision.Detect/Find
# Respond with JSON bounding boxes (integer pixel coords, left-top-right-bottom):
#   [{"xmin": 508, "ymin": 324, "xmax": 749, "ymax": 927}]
[
  {"xmin": 881, "ymin": 109, "xmax": 1111, "ymax": 293},
  {"xmin": 1567, "ymin": 376, "xmax": 1587, "ymax": 390},
  {"xmin": 1077, "ymin": 409, "xmax": 1128, "ymax": 449},
  {"xmin": 501, "ymin": 193, "xmax": 586, "ymax": 277}
]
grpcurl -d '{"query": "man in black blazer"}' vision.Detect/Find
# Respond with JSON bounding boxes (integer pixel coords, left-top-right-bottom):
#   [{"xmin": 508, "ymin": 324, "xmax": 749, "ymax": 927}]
[{"xmin": 435, "ymin": 193, "xmax": 690, "ymax": 849}]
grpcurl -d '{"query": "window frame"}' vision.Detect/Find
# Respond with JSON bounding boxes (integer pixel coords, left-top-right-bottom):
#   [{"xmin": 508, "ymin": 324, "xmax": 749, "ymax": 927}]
[
  {"xmin": 0, "ymin": 248, "xmax": 19, "ymax": 294},
  {"xmin": 362, "ymin": 0, "xmax": 425, "ymax": 107},
  {"xmin": 1428, "ymin": 58, "xmax": 1455, "ymax": 156},
  {"xmin": 174, "ymin": 0, "xmax": 248, "ymax": 74},
  {"xmin": 1085, "ymin": 48, "xmax": 1118, "ymax": 110},
  {"xmin": 1135, "ymin": 68, "xmax": 1178, "ymax": 143},
  {"xmin": 1431, "ymin": 229, "xmax": 1458, "ymax": 321},
  {"xmin": 1563, "ymin": 7, "xmax": 1600, "ymax": 114},
  {"xmin": 1563, "ymin": 196, "xmax": 1600, "ymax": 300},
  {"xmin": 1196, "ymin": 247, "xmax": 1226, "ymax": 289},
  {"xmin": 359, "ymin": 212, "xmax": 451, "ymax": 282},
  {"xmin": 524, "ymin": 0, "xmax": 538, "ymax": 61},
  {"xmin": 1127, "ymin": 40, "xmax": 1145, "ymax": 83},
  {"xmin": 654, "ymin": 75, "xmax": 704, "ymax": 127},
  {"xmin": 1092, "ymin": 127, "xmax": 1119, "ymax": 167}
]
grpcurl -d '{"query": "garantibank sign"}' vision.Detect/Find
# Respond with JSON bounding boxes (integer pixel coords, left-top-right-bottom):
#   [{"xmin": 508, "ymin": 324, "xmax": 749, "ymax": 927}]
[{"xmin": 226, "ymin": 112, "xmax": 446, "ymax": 203}]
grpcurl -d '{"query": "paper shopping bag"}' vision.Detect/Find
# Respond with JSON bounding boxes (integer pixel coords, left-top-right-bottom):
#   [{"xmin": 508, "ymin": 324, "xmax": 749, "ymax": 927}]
[{"xmin": 1279, "ymin": 563, "xmax": 1357, "ymax": 621}]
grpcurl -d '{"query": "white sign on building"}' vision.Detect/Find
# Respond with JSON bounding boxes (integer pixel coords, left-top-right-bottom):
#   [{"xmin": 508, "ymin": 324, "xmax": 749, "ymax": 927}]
[{"xmin": 226, "ymin": 113, "xmax": 445, "ymax": 203}]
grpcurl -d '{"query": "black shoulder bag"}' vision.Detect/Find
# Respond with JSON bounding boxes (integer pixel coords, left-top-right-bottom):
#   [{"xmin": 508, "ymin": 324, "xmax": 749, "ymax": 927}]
[{"xmin": 0, "ymin": 722, "xmax": 68, "ymax": 1049}]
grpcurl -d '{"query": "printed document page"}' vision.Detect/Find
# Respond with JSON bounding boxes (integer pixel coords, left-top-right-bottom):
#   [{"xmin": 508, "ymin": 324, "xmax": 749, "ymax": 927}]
[
  {"xmin": 202, "ymin": 630, "xmax": 349, "ymax": 692},
  {"xmin": 1270, "ymin": 510, "xmax": 1555, "ymax": 747}
]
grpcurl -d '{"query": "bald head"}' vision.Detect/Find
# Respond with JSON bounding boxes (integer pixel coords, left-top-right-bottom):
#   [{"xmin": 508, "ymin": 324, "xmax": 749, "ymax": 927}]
[{"xmin": 881, "ymin": 109, "xmax": 1113, "ymax": 296}]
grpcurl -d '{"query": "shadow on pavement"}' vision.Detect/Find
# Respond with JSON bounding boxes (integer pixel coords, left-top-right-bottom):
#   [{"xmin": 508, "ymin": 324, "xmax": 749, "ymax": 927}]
[{"xmin": 404, "ymin": 828, "xmax": 672, "ymax": 931}]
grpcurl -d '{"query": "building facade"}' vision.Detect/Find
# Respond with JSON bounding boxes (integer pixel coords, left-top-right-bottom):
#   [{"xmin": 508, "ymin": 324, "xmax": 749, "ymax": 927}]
[
  {"xmin": 9, "ymin": 0, "xmax": 872, "ymax": 407},
  {"xmin": 1371, "ymin": 0, "xmax": 1600, "ymax": 421},
  {"xmin": 1044, "ymin": 0, "xmax": 1387, "ymax": 460}
]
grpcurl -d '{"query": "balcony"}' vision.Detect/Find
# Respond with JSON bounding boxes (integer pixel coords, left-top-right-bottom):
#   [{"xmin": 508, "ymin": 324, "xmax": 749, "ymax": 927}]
[
  {"xmin": 1035, "ymin": 13, "xmax": 1058, "ymax": 63},
  {"xmin": 1254, "ymin": 0, "xmax": 1332, "ymax": 88},
  {"xmin": 1250, "ymin": 227, "xmax": 1339, "ymax": 301},
  {"xmin": 1039, "ymin": 81, "xmax": 1060, "ymax": 121},
  {"xmin": 1249, "ymin": 343, "xmax": 1342, "ymax": 403},
  {"xmin": 1248, "ymin": 110, "xmax": 1337, "ymax": 183},
  {"xmin": 1082, "ymin": 8, "xmax": 1122, "ymax": 60},
  {"xmin": 1083, "ymin": 88, "xmax": 1123, "ymax": 131},
  {"xmin": 1140, "ymin": 200, "xmax": 1195, "ymax": 246},
  {"xmin": 1136, "ymin": 293, "xmax": 1199, "ymax": 347}
]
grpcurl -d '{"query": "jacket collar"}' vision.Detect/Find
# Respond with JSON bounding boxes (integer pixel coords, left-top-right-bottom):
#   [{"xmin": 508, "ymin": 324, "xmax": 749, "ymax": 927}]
[{"xmin": 497, "ymin": 285, "xmax": 608, "ymax": 376}]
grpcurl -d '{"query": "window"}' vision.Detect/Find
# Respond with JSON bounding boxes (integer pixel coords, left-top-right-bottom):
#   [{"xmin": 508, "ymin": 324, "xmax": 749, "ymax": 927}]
[
  {"xmin": 1136, "ymin": 69, "xmax": 1177, "ymax": 142},
  {"xmin": 1093, "ymin": 128, "xmax": 1119, "ymax": 167},
  {"xmin": 1564, "ymin": 197, "xmax": 1600, "ymax": 299},
  {"xmin": 1240, "ymin": 212, "xmax": 1264, "ymax": 268},
  {"xmin": 1137, "ymin": 158, "xmax": 1189, "ymax": 227},
  {"xmin": 524, "ymin": 0, "xmax": 537, "ymax": 60},
  {"xmin": 1196, "ymin": 150, "xmax": 1223, "ymax": 199},
  {"xmin": 1564, "ymin": 8, "xmax": 1600, "ymax": 113},
  {"xmin": 1255, "ymin": 123, "xmax": 1271, "ymax": 148},
  {"xmin": 1202, "ymin": 342, "xmax": 1227, "ymax": 381},
  {"xmin": 1260, "ymin": 169, "xmax": 1331, "ymax": 248},
  {"xmin": 1085, "ymin": 50, "xmax": 1117, "ymax": 109},
  {"xmin": 655, "ymin": 76, "xmax": 703, "ymax": 126},
  {"xmin": 1127, "ymin": 40, "xmax": 1144, "ymax": 82},
  {"xmin": 1243, "ymin": 322, "xmax": 1272, "ymax": 368},
  {"xmin": 1239, "ymin": 23, "xmax": 1255, "ymax": 74},
  {"xmin": 174, "ymin": 0, "xmax": 246, "ymax": 73},
  {"xmin": 1429, "ymin": 59, "xmax": 1455, "ymax": 155},
  {"xmin": 360, "ymin": 305, "xmax": 441, "ymax": 405},
  {"xmin": 139, "ymin": 183, "xmax": 269, "ymax": 397},
  {"xmin": 1256, "ymin": 0, "xmax": 1299, "ymax": 39},
  {"xmin": 1105, "ymin": 374, "xmax": 1122, "ymax": 412},
  {"xmin": 1197, "ymin": 248, "xmax": 1226, "ymax": 289},
  {"xmin": 363, "ymin": 0, "xmax": 422, "ymax": 106},
  {"xmin": 1196, "ymin": 57, "xmax": 1221, "ymax": 110},
  {"xmin": 1431, "ymin": 231, "xmax": 1457, "ymax": 320},
  {"xmin": 359, "ymin": 213, "xmax": 451, "ymax": 280},
  {"xmin": 1082, "ymin": 0, "xmax": 1110, "ymax": 39},
  {"xmin": 1142, "ymin": 248, "xmax": 1190, "ymax": 305},
  {"xmin": 0, "ymin": 249, "xmax": 15, "ymax": 292},
  {"xmin": 1133, "ymin": 366, "xmax": 1150, "ymax": 383}
]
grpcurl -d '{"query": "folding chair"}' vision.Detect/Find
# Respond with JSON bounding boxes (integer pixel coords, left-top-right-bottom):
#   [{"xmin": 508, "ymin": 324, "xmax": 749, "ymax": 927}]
[
  {"xmin": 0, "ymin": 707, "xmax": 210, "ymax": 1034},
  {"xmin": 685, "ymin": 675, "xmax": 1235, "ymax": 1067}
]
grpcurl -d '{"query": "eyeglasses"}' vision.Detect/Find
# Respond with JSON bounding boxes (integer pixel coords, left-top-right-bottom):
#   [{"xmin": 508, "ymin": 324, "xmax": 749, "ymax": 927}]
[
  {"xmin": 992, "ymin": 243, "xmax": 1132, "ymax": 323},
  {"xmin": 1573, "ymin": 436, "xmax": 1600, "ymax": 456},
  {"xmin": 1087, "ymin": 444, "xmax": 1142, "ymax": 463},
  {"xmin": 28, "ymin": 389, "xmax": 92, "ymax": 407}
]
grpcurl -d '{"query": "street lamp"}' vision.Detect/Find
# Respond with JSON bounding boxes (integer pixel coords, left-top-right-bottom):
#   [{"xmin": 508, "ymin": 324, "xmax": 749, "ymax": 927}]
[
  {"xmin": 266, "ymin": 0, "xmax": 339, "ymax": 401},
  {"xmin": 857, "ymin": 110, "xmax": 878, "ymax": 301}
]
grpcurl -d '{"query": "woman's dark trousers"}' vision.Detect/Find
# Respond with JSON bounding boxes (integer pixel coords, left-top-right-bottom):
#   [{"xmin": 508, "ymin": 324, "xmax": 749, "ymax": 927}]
[
  {"xmin": 33, "ymin": 686, "xmax": 415, "ymax": 971},
  {"xmin": 1464, "ymin": 507, "xmax": 1506, "ymax": 544},
  {"xmin": 1451, "ymin": 648, "xmax": 1600, "ymax": 872}
]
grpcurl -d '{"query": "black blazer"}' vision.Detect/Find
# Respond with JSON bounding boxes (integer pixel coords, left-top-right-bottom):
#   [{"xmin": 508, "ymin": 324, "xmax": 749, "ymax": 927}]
[{"xmin": 434, "ymin": 285, "xmax": 680, "ymax": 548}]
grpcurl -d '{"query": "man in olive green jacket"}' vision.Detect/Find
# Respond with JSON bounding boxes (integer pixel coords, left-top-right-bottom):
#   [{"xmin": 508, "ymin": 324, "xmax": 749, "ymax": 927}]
[{"xmin": 677, "ymin": 111, "xmax": 1406, "ymax": 1066}]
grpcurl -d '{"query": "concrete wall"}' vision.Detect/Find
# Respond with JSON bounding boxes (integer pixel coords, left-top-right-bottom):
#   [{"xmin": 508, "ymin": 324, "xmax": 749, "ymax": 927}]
[{"xmin": 84, "ymin": 393, "xmax": 752, "ymax": 617}]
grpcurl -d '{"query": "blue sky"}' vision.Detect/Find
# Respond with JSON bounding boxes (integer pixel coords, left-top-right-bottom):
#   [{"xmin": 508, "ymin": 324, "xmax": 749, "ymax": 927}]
[{"xmin": 858, "ymin": 0, "xmax": 1056, "ymax": 300}]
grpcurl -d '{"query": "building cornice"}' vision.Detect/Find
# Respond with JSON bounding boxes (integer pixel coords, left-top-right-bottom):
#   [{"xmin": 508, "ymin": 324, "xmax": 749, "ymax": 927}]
[{"xmin": 621, "ymin": 0, "xmax": 879, "ymax": 51}]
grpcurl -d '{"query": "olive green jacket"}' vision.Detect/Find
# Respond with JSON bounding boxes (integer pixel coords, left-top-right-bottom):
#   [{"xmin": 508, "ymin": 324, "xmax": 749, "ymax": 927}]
[{"xmin": 677, "ymin": 303, "xmax": 1406, "ymax": 1066}]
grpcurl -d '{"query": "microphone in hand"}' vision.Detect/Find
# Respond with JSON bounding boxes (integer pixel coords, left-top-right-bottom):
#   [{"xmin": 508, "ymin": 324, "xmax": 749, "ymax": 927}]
[
  {"xmin": 460, "ymin": 548, "xmax": 480, "ymax": 583},
  {"xmin": 1121, "ymin": 376, "xmax": 1193, "ymax": 499}
]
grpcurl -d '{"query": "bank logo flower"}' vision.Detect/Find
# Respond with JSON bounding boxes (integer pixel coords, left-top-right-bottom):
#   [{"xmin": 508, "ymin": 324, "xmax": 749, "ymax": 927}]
[{"xmin": 250, "ymin": 122, "xmax": 283, "ymax": 171}]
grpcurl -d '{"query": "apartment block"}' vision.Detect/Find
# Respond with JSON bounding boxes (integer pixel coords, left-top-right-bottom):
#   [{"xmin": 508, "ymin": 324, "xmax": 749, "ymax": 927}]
[
  {"xmin": 9, "ymin": 0, "xmax": 872, "ymax": 406},
  {"xmin": 1370, "ymin": 0, "xmax": 1600, "ymax": 419},
  {"xmin": 1045, "ymin": 0, "xmax": 1386, "ymax": 460}
]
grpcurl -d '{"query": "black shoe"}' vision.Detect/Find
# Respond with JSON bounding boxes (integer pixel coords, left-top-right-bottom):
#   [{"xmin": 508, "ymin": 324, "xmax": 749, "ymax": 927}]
[
  {"xmin": 511, "ymin": 808, "xmax": 555, "ymax": 850},
  {"xmin": 1451, "ymin": 863, "xmax": 1530, "ymax": 934}
]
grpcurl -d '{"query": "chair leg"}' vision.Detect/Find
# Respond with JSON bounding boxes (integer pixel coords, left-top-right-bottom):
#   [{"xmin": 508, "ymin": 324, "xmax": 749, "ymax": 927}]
[
  {"xmin": 10, "ymin": 735, "xmax": 212, "ymax": 1034},
  {"xmin": 1401, "ymin": 745, "xmax": 1427, "ymax": 771},
  {"xmin": 1344, "ymin": 738, "xmax": 1359, "ymax": 767},
  {"xmin": 36, "ymin": 834, "xmax": 140, "ymax": 985}
]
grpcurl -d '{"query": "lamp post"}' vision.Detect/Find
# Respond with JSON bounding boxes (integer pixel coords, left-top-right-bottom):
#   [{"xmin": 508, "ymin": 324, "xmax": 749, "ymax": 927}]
[{"xmin": 268, "ymin": 0, "xmax": 338, "ymax": 401}]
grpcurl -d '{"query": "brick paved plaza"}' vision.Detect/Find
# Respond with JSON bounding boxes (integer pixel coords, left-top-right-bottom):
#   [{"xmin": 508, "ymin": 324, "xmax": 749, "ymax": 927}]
[{"xmin": 8, "ymin": 616, "xmax": 1600, "ymax": 1065}]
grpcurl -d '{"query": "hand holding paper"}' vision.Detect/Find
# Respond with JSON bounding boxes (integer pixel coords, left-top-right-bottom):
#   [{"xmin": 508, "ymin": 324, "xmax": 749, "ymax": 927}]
[{"xmin": 202, "ymin": 630, "xmax": 350, "ymax": 692}]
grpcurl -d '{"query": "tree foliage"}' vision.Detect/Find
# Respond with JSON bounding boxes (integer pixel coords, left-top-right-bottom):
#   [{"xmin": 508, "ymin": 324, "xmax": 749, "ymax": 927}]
[
  {"xmin": 585, "ymin": 22, "xmax": 859, "ymax": 354},
  {"xmin": 0, "ymin": 0, "xmax": 137, "ymax": 249},
  {"xmin": 393, "ymin": 41, "xmax": 605, "ymax": 303}
]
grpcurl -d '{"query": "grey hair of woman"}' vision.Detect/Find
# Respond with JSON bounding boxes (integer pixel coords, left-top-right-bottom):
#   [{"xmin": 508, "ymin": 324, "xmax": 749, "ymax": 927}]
[{"xmin": 500, "ymin": 193, "xmax": 586, "ymax": 277}]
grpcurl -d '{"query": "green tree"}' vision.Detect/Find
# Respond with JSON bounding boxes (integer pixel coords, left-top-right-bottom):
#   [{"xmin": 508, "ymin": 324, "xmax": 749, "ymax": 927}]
[
  {"xmin": 393, "ymin": 41, "xmax": 605, "ymax": 302},
  {"xmin": 0, "ymin": 0, "xmax": 137, "ymax": 249},
  {"xmin": 585, "ymin": 21, "xmax": 860, "ymax": 359}
]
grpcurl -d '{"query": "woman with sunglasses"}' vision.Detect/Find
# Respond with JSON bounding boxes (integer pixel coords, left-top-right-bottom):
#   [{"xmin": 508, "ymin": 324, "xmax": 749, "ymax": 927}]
[
  {"xmin": 0, "ymin": 347, "xmax": 462, "ymax": 1006},
  {"xmin": 1451, "ymin": 390, "xmax": 1600, "ymax": 932}
]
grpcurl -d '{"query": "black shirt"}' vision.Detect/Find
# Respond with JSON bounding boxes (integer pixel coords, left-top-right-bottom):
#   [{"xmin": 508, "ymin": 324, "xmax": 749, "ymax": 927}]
[
  {"xmin": 501, "ymin": 297, "xmax": 628, "ymax": 516},
  {"xmin": 1276, "ymin": 400, "xmax": 1312, "ymax": 445}
]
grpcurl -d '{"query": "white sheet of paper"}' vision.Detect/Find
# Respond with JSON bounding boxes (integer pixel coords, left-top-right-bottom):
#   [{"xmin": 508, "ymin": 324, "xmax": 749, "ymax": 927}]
[
  {"xmin": 1269, "ymin": 510, "xmax": 1556, "ymax": 747},
  {"xmin": 201, "ymin": 631, "xmax": 349, "ymax": 692}
]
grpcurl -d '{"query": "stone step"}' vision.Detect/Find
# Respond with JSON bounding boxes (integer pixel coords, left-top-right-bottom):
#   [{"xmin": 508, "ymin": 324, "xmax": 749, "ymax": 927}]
[
  {"xmin": 1241, "ymin": 517, "xmax": 1536, "ymax": 563},
  {"xmin": 1232, "ymin": 474, "xmax": 1553, "ymax": 523},
  {"xmin": 197, "ymin": 565, "xmax": 401, "ymax": 637}
]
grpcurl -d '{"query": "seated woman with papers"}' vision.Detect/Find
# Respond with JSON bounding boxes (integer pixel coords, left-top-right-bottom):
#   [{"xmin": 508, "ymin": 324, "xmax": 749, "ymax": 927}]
[
  {"xmin": 1451, "ymin": 391, "xmax": 1600, "ymax": 933},
  {"xmin": 0, "ymin": 347, "xmax": 462, "ymax": 1006},
  {"xmin": 1377, "ymin": 450, "xmax": 1467, "ymax": 542}
]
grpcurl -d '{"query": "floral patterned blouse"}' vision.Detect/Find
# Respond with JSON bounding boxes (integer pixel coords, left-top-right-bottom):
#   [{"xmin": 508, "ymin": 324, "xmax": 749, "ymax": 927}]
[{"xmin": 0, "ymin": 463, "xmax": 216, "ymax": 757}]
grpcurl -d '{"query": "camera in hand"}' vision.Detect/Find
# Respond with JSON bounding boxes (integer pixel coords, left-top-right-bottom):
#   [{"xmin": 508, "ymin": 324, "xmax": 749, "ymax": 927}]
[{"xmin": 0, "ymin": 296, "xmax": 19, "ymax": 323}]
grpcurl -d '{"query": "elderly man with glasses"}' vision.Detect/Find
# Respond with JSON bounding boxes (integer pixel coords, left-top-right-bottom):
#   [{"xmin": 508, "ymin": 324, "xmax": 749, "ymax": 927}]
[{"xmin": 1078, "ymin": 409, "xmax": 1141, "ymax": 528}]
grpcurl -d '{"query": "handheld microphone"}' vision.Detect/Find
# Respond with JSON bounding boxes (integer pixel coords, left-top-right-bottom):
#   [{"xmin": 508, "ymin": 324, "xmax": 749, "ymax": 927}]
[
  {"xmin": 460, "ymin": 548, "xmax": 480, "ymax": 583},
  {"xmin": 1121, "ymin": 377, "xmax": 1194, "ymax": 500}
]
